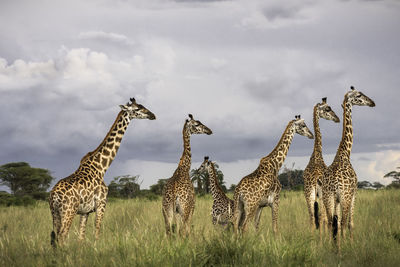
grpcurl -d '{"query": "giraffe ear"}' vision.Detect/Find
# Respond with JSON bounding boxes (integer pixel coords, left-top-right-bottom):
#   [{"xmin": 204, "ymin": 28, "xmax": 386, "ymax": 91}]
[{"xmin": 119, "ymin": 105, "xmax": 128, "ymax": 111}]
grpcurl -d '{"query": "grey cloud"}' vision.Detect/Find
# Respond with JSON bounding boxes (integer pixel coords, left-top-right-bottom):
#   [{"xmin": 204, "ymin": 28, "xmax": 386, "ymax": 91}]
[
  {"xmin": 0, "ymin": 0, "xmax": 399, "ymax": 186},
  {"xmin": 262, "ymin": 4, "xmax": 302, "ymax": 22},
  {"xmin": 173, "ymin": 0, "xmax": 228, "ymax": 2}
]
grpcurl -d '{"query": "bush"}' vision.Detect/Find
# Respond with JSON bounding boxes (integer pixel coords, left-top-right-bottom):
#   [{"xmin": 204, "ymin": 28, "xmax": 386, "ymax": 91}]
[
  {"xmin": 138, "ymin": 190, "xmax": 159, "ymax": 201},
  {"xmin": 31, "ymin": 191, "xmax": 50, "ymax": 200},
  {"xmin": 0, "ymin": 192, "xmax": 36, "ymax": 206},
  {"xmin": 386, "ymin": 182, "xmax": 400, "ymax": 189}
]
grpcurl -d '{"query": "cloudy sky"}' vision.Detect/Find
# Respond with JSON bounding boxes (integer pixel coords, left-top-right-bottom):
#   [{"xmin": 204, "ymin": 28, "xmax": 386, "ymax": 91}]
[{"xmin": 1, "ymin": 0, "xmax": 399, "ymax": 189}]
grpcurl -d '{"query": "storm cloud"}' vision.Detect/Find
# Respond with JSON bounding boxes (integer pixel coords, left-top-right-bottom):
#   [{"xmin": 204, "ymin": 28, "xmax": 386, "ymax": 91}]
[{"xmin": 0, "ymin": 0, "xmax": 399, "ymax": 188}]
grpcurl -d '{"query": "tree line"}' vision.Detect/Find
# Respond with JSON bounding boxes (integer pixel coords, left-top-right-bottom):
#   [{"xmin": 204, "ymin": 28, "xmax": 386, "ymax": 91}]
[{"xmin": 1, "ymin": 161, "xmax": 399, "ymax": 206}]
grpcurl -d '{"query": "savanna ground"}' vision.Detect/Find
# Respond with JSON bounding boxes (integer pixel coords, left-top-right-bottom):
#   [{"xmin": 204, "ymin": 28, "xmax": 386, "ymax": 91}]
[{"xmin": 0, "ymin": 190, "xmax": 399, "ymax": 266}]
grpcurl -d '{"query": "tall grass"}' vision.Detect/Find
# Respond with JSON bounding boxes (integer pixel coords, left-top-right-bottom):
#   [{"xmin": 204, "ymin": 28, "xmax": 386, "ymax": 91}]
[{"xmin": 0, "ymin": 190, "xmax": 399, "ymax": 266}]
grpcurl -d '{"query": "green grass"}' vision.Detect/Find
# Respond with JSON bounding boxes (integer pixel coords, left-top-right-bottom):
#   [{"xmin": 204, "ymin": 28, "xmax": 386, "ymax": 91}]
[{"xmin": 1, "ymin": 190, "xmax": 399, "ymax": 266}]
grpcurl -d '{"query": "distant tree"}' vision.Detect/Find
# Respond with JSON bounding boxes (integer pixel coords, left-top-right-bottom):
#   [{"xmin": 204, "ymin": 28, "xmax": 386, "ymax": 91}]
[
  {"xmin": 190, "ymin": 168, "xmax": 206, "ymax": 194},
  {"xmin": 384, "ymin": 167, "xmax": 400, "ymax": 184},
  {"xmin": 278, "ymin": 164, "xmax": 304, "ymax": 190},
  {"xmin": 191, "ymin": 162, "xmax": 227, "ymax": 194},
  {"xmin": 108, "ymin": 179, "xmax": 121, "ymax": 198},
  {"xmin": 228, "ymin": 184, "xmax": 236, "ymax": 193},
  {"xmin": 107, "ymin": 175, "xmax": 140, "ymax": 198},
  {"xmin": 0, "ymin": 162, "xmax": 54, "ymax": 197},
  {"xmin": 149, "ymin": 179, "xmax": 168, "ymax": 195},
  {"xmin": 372, "ymin": 182, "xmax": 384, "ymax": 189},
  {"xmin": 357, "ymin": 180, "xmax": 373, "ymax": 189}
]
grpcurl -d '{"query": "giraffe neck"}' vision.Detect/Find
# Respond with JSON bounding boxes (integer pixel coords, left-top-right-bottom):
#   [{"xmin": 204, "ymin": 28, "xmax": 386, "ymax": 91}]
[
  {"xmin": 336, "ymin": 100, "xmax": 353, "ymax": 160},
  {"xmin": 259, "ymin": 121, "xmax": 295, "ymax": 175},
  {"xmin": 311, "ymin": 106, "xmax": 323, "ymax": 162},
  {"xmin": 207, "ymin": 163, "xmax": 225, "ymax": 200},
  {"xmin": 176, "ymin": 122, "xmax": 192, "ymax": 176},
  {"xmin": 80, "ymin": 110, "xmax": 130, "ymax": 176}
]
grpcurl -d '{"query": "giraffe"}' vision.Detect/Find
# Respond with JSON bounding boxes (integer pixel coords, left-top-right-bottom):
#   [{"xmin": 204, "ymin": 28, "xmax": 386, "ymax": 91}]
[
  {"xmin": 233, "ymin": 115, "xmax": 314, "ymax": 234},
  {"xmin": 322, "ymin": 86, "xmax": 375, "ymax": 249},
  {"xmin": 162, "ymin": 114, "xmax": 212, "ymax": 236},
  {"xmin": 49, "ymin": 97, "xmax": 156, "ymax": 247},
  {"xmin": 198, "ymin": 156, "xmax": 234, "ymax": 226},
  {"xmin": 303, "ymin": 97, "xmax": 340, "ymax": 232}
]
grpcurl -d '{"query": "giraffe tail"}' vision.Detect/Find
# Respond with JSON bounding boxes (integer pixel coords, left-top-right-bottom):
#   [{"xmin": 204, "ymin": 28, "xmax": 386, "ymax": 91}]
[
  {"xmin": 51, "ymin": 231, "xmax": 56, "ymax": 248},
  {"xmin": 314, "ymin": 201, "xmax": 320, "ymax": 229},
  {"xmin": 332, "ymin": 215, "xmax": 338, "ymax": 240}
]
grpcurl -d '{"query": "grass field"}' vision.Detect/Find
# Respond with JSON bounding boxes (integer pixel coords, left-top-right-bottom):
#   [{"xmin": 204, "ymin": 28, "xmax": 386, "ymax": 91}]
[{"xmin": 0, "ymin": 190, "xmax": 399, "ymax": 266}]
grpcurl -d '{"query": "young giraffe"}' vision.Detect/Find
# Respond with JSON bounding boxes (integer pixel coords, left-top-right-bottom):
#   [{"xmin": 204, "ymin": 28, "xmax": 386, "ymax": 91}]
[
  {"xmin": 198, "ymin": 156, "xmax": 234, "ymax": 226},
  {"xmin": 303, "ymin": 97, "xmax": 340, "ymax": 232},
  {"xmin": 162, "ymin": 114, "xmax": 212, "ymax": 236},
  {"xmin": 233, "ymin": 115, "xmax": 314, "ymax": 234},
  {"xmin": 322, "ymin": 86, "xmax": 375, "ymax": 249},
  {"xmin": 49, "ymin": 98, "xmax": 156, "ymax": 247}
]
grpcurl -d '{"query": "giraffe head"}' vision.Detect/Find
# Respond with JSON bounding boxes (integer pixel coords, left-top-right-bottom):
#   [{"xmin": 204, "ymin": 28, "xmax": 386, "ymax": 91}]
[
  {"xmin": 293, "ymin": 115, "xmax": 314, "ymax": 139},
  {"xmin": 317, "ymin": 97, "xmax": 340, "ymax": 123},
  {"xmin": 185, "ymin": 114, "xmax": 213, "ymax": 135},
  {"xmin": 345, "ymin": 86, "xmax": 376, "ymax": 107},
  {"xmin": 119, "ymin": 97, "xmax": 156, "ymax": 120},
  {"xmin": 199, "ymin": 156, "xmax": 212, "ymax": 173}
]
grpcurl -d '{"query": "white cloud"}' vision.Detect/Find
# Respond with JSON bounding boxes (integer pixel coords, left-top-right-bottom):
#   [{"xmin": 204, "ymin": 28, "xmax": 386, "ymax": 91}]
[{"xmin": 0, "ymin": 58, "xmax": 57, "ymax": 90}]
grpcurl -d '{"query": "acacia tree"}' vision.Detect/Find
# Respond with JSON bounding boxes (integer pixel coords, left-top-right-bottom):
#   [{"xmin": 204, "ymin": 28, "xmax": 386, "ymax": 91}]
[
  {"xmin": 0, "ymin": 162, "xmax": 54, "ymax": 197},
  {"xmin": 278, "ymin": 164, "xmax": 304, "ymax": 190},
  {"xmin": 149, "ymin": 179, "xmax": 168, "ymax": 195},
  {"xmin": 384, "ymin": 167, "xmax": 400, "ymax": 184},
  {"xmin": 190, "ymin": 168, "xmax": 206, "ymax": 194},
  {"xmin": 108, "ymin": 175, "xmax": 141, "ymax": 198},
  {"xmin": 191, "ymin": 162, "xmax": 227, "ymax": 194}
]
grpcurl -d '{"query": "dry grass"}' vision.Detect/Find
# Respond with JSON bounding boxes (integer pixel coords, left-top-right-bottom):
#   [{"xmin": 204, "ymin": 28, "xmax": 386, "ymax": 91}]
[{"xmin": 0, "ymin": 190, "xmax": 399, "ymax": 266}]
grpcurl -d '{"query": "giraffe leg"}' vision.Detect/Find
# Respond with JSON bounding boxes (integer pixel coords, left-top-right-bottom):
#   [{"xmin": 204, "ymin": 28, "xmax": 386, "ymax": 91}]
[
  {"xmin": 340, "ymin": 199, "xmax": 351, "ymax": 240},
  {"xmin": 50, "ymin": 208, "xmax": 61, "ymax": 248},
  {"xmin": 317, "ymin": 185, "xmax": 327, "ymax": 236},
  {"xmin": 318, "ymin": 200, "xmax": 327, "ymax": 236},
  {"xmin": 94, "ymin": 200, "xmax": 107, "ymax": 240},
  {"xmin": 323, "ymin": 192, "xmax": 335, "ymax": 240},
  {"xmin": 212, "ymin": 213, "xmax": 218, "ymax": 225},
  {"xmin": 78, "ymin": 214, "xmax": 89, "ymax": 240},
  {"xmin": 233, "ymin": 197, "xmax": 244, "ymax": 234},
  {"xmin": 271, "ymin": 195, "xmax": 280, "ymax": 235},
  {"xmin": 254, "ymin": 207, "xmax": 263, "ymax": 230},
  {"xmin": 305, "ymin": 187, "xmax": 316, "ymax": 231},
  {"xmin": 348, "ymin": 193, "xmax": 356, "ymax": 240},
  {"xmin": 58, "ymin": 211, "xmax": 76, "ymax": 246},
  {"xmin": 240, "ymin": 206, "xmax": 254, "ymax": 234},
  {"xmin": 184, "ymin": 206, "xmax": 194, "ymax": 236},
  {"xmin": 162, "ymin": 203, "xmax": 174, "ymax": 236},
  {"xmin": 334, "ymin": 200, "xmax": 342, "ymax": 250}
]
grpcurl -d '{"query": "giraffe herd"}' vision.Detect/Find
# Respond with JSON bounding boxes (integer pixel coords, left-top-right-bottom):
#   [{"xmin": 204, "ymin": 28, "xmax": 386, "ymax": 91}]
[{"xmin": 49, "ymin": 87, "xmax": 375, "ymax": 250}]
